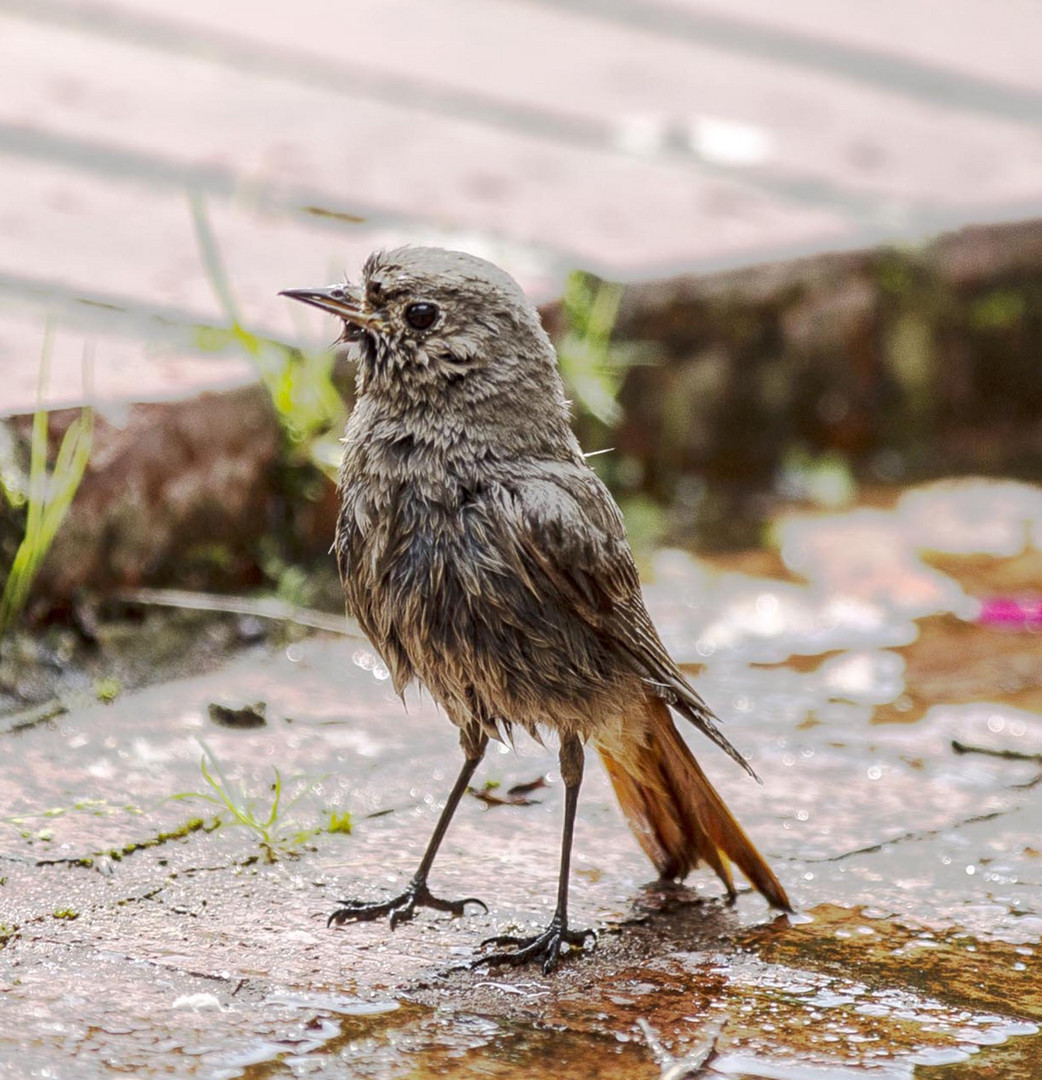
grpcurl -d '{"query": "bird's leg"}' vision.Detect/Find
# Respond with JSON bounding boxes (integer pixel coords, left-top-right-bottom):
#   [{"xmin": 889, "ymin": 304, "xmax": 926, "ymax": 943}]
[
  {"xmin": 473, "ymin": 733, "xmax": 596, "ymax": 974},
  {"xmin": 328, "ymin": 728, "xmax": 489, "ymax": 931}
]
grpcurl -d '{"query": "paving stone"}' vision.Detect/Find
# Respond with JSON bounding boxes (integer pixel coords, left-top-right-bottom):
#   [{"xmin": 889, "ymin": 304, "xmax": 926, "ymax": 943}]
[{"xmin": 3, "ymin": 498, "xmax": 1042, "ymax": 1075}]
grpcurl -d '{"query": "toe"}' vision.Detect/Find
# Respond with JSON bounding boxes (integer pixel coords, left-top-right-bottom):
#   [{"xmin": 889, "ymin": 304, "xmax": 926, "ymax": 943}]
[
  {"xmin": 480, "ymin": 934, "xmax": 523, "ymax": 949},
  {"xmin": 388, "ymin": 903, "xmax": 416, "ymax": 930}
]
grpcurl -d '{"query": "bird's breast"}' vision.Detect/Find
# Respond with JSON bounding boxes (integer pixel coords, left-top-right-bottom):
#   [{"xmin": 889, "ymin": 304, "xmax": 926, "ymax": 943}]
[{"xmin": 337, "ymin": 459, "xmax": 635, "ymax": 735}]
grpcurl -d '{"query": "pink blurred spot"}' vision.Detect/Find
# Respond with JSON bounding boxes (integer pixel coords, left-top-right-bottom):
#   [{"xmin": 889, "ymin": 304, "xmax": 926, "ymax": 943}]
[{"xmin": 977, "ymin": 596, "xmax": 1042, "ymax": 629}]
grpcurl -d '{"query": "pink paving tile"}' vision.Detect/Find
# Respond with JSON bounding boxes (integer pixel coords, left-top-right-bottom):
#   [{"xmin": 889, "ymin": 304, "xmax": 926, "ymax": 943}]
[
  {"xmin": 0, "ymin": 317, "xmax": 255, "ymax": 416},
  {"xmin": 1, "ymin": 15, "xmax": 849, "ymax": 276},
  {"xmin": 669, "ymin": 0, "xmax": 1042, "ymax": 92}
]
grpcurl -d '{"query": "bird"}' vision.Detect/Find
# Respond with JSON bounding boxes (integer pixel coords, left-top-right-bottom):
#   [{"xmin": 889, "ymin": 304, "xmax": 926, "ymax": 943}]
[{"xmin": 280, "ymin": 247, "xmax": 791, "ymax": 973}]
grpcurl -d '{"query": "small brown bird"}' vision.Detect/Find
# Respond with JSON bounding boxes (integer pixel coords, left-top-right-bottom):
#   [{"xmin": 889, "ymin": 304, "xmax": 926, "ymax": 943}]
[{"xmin": 281, "ymin": 248, "xmax": 790, "ymax": 973}]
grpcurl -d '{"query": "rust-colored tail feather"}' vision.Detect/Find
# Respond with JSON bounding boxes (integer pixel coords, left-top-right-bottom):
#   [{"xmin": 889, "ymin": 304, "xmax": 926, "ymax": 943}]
[{"xmin": 597, "ymin": 699, "xmax": 791, "ymax": 911}]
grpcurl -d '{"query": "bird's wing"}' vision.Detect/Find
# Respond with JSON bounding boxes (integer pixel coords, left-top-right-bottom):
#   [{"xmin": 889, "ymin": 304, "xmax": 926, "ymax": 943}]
[{"xmin": 495, "ymin": 460, "xmax": 755, "ymax": 777}]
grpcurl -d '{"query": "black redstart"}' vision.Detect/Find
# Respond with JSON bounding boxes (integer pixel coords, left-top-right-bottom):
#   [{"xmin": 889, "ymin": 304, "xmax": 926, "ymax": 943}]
[{"xmin": 282, "ymin": 248, "xmax": 790, "ymax": 973}]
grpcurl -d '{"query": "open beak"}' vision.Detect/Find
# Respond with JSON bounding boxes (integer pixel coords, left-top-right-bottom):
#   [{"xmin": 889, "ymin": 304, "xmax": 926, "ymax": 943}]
[{"xmin": 279, "ymin": 284, "xmax": 379, "ymax": 332}]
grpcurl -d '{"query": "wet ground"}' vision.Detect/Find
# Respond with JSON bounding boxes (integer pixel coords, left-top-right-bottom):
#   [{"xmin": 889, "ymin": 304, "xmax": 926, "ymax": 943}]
[{"xmin": 2, "ymin": 477, "xmax": 1041, "ymax": 1079}]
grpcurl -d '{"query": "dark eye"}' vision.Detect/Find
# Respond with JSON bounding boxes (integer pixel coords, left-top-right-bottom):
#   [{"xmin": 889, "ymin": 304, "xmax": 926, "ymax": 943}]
[{"xmin": 405, "ymin": 302, "xmax": 439, "ymax": 331}]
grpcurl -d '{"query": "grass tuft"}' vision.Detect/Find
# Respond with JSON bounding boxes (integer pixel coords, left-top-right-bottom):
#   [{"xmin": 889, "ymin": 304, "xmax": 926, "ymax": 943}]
[
  {"xmin": 172, "ymin": 746, "xmax": 286, "ymax": 848},
  {"xmin": 0, "ymin": 330, "xmax": 94, "ymax": 636},
  {"xmin": 188, "ymin": 191, "xmax": 346, "ymax": 477},
  {"xmin": 170, "ymin": 742, "xmax": 351, "ymax": 854}
]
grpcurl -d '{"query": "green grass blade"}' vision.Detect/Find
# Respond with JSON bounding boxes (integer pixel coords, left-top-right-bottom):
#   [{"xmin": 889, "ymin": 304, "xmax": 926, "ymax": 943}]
[
  {"xmin": 1, "ymin": 335, "xmax": 94, "ymax": 636},
  {"xmin": 261, "ymin": 769, "xmax": 282, "ymax": 829},
  {"xmin": 188, "ymin": 191, "xmax": 242, "ymax": 329}
]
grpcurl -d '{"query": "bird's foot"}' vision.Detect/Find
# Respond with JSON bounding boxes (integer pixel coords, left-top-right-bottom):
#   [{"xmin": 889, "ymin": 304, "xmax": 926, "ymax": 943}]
[
  {"xmin": 471, "ymin": 917, "xmax": 596, "ymax": 974},
  {"xmin": 328, "ymin": 877, "xmax": 487, "ymax": 931}
]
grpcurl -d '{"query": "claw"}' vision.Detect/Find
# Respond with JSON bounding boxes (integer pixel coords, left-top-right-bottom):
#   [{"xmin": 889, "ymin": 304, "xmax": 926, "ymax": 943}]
[
  {"xmin": 388, "ymin": 903, "xmax": 415, "ymax": 931},
  {"xmin": 327, "ymin": 880, "xmax": 487, "ymax": 930},
  {"xmin": 472, "ymin": 919, "xmax": 596, "ymax": 973},
  {"xmin": 480, "ymin": 933, "xmax": 524, "ymax": 949}
]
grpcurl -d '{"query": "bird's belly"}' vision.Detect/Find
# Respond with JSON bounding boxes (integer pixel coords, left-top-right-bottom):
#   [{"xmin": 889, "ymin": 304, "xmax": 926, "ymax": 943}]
[{"xmin": 377, "ymin": 522, "xmax": 639, "ymax": 737}]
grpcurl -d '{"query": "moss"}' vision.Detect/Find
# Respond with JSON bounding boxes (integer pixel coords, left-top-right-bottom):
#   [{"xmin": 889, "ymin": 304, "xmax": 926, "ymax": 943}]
[
  {"xmin": 100, "ymin": 816, "xmax": 215, "ymax": 863},
  {"xmin": 969, "ymin": 288, "xmax": 1026, "ymax": 331},
  {"xmin": 326, "ymin": 811, "xmax": 353, "ymax": 835},
  {"xmin": 93, "ymin": 677, "xmax": 122, "ymax": 704},
  {"xmin": 878, "ymin": 255, "xmax": 916, "ymax": 296}
]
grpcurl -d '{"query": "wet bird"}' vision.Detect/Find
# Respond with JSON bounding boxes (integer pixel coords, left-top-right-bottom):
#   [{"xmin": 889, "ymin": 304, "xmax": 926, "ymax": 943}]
[{"xmin": 281, "ymin": 248, "xmax": 791, "ymax": 973}]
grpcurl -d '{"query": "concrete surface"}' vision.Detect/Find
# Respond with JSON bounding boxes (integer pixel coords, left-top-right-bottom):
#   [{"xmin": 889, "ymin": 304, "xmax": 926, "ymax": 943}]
[{"xmin": 2, "ymin": 480, "xmax": 1041, "ymax": 1077}]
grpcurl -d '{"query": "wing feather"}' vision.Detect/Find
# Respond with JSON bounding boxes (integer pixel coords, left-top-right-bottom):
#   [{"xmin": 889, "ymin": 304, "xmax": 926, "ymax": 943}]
[{"xmin": 498, "ymin": 461, "xmax": 757, "ymax": 778}]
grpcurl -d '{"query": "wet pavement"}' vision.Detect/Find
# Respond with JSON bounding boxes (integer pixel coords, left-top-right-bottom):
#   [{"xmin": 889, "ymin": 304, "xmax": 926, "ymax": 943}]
[{"xmin": 2, "ymin": 477, "xmax": 1041, "ymax": 1078}]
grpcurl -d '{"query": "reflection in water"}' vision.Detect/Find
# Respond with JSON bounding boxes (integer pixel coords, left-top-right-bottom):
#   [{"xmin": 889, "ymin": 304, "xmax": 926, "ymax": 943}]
[{"xmin": 626, "ymin": 479, "xmax": 1042, "ymax": 1076}]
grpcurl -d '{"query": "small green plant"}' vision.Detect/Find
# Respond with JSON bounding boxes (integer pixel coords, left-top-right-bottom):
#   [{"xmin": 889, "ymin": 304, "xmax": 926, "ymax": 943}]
[
  {"xmin": 326, "ymin": 810, "xmax": 353, "ymax": 835},
  {"xmin": 172, "ymin": 743, "xmax": 347, "ymax": 853},
  {"xmin": 0, "ymin": 331, "xmax": 94, "ymax": 636},
  {"xmin": 174, "ymin": 747, "xmax": 287, "ymax": 848},
  {"xmin": 556, "ymin": 271, "xmax": 625, "ymax": 427},
  {"xmin": 93, "ymin": 677, "xmax": 122, "ymax": 703},
  {"xmin": 188, "ymin": 192, "xmax": 345, "ymax": 478}
]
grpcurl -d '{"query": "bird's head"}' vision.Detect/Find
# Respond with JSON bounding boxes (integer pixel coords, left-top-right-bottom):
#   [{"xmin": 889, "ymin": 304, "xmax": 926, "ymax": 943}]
[{"xmin": 281, "ymin": 247, "xmax": 560, "ymax": 410}]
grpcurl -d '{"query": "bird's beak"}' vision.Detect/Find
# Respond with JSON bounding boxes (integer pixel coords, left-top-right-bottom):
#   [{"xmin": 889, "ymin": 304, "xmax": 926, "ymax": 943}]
[{"xmin": 279, "ymin": 284, "xmax": 379, "ymax": 331}]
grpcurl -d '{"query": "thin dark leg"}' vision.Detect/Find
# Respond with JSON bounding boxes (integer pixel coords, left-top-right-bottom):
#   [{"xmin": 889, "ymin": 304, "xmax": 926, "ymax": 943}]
[
  {"xmin": 328, "ymin": 728, "xmax": 489, "ymax": 930},
  {"xmin": 553, "ymin": 763, "xmax": 580, "ymax": 925},
  {"xmin": 412, "ymin": 731, "xmax": 488, "ymax": 884},
  {"xmin": 472, "ymin": 734, "xmax": 596, "ymax": 974}
]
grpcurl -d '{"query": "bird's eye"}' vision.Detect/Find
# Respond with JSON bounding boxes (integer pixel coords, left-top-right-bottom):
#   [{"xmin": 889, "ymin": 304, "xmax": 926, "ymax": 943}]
[{"xmin": 405, "ymin": 302, "xmax": 439, "ymax": 331}]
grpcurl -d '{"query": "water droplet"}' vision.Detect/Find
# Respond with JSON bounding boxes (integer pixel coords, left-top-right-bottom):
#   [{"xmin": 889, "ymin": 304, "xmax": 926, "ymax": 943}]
[{"xmin": 755, "ymin": 593, "xmax": 779, "ymax": 616}]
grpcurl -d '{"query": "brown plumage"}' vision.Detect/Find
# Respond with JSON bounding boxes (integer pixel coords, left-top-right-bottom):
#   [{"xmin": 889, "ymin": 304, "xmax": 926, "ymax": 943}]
[
  {"xmin": 281, "ymin": 247, "xmax": 791, "ymax": 974},
  {"xmin": 597, "ymin": 699, "xmax": 790, "ymax": 909}
]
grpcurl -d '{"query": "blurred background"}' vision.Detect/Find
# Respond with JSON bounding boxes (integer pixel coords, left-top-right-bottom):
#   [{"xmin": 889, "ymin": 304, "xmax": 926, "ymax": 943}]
[{"xmin": 4, "ymin": 0, "xmax": 1042, "ymax": 618}]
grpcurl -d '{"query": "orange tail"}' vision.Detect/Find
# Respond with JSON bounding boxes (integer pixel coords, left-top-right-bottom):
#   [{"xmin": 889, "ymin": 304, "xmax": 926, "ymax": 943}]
[{"xmin": 596, "ymin": 699, "xmax": 791, "ymax": 911}]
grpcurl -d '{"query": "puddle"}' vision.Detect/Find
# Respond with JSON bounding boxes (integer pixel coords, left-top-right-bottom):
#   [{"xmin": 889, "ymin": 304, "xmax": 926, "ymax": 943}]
[{"xmin": 1, "ymin": 478, "xmax": 1041, "ymax": 1077}]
